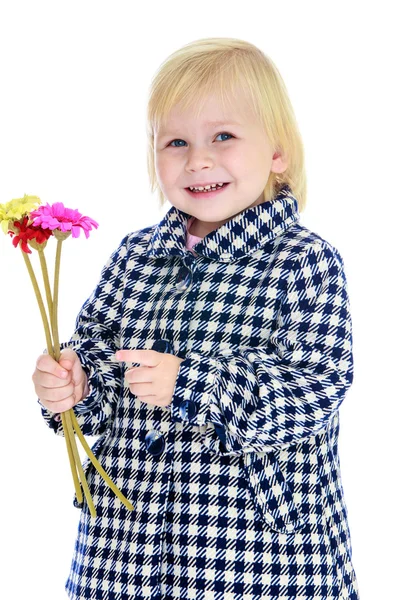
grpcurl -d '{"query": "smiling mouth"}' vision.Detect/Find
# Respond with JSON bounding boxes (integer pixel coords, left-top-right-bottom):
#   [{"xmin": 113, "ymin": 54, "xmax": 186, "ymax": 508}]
[{"xmin": 185, "ymin": 182, "xmax": 230, "ymax": 195}]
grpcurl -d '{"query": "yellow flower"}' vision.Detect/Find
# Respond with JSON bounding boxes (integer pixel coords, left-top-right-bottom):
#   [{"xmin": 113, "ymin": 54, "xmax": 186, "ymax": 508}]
[{"xmin": 0, "ymin": 194, "xmax": 41, "ymax": 235}]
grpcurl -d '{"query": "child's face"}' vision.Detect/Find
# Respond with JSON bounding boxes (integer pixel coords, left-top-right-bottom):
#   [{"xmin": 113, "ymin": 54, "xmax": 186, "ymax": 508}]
[{"xmin": 154, "ymin": 90, "xmax": 287, "ymax": 237}]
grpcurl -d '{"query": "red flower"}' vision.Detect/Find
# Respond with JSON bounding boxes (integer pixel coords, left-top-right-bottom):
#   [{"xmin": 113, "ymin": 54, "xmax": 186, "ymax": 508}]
[{"xmin": 9, "ymin": 216, "xmax": 53, "ymax": 254}]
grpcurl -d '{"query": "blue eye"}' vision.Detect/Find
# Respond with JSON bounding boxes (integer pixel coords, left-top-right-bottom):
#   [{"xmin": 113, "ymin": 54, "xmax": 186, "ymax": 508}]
[
  {"xmin": 169, "ymin": 139, "xmax": 186, "ymax": 147},
  {"xmin": 216, "ymin": 133, "xmax": 233, "ymax": 142},
  {"xmin": 168, "ymin": 132, "xmax": 233, "ymax": 147}
]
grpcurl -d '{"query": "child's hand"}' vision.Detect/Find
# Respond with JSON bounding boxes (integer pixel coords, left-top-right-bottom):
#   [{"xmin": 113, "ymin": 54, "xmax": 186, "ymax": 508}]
[
  {"xmin": 32, "ymin": 348, "xmax": 89, "ymax": 414},
  {"xmin": 115, "ymin": 349, "xmax": 184, "ymax": 408}
]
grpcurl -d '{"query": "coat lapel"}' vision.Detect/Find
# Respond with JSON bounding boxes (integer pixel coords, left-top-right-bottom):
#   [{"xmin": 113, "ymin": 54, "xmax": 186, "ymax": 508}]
[{"xmin": 147, "ymin": 183, "xmax": 300, "ymax": 262}]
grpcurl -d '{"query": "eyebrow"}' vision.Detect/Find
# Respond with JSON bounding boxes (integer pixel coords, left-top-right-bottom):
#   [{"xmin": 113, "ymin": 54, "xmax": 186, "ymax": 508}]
[
  {"xmin": 157, "ymin": 120, "xmax": 241, "ymax": 137},
  {"xmin": 205, "ymin": 120, "xmax": 241, "ymax": 126}
]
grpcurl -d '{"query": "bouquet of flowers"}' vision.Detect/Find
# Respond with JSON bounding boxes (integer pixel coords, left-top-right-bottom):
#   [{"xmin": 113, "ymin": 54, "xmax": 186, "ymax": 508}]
[{"xmin": 0, "ymin": 194, "xmax": 134, "ymax": 517}]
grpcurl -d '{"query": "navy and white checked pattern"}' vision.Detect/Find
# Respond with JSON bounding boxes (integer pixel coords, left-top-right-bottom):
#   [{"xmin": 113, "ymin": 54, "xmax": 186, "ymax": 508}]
[{"xmin": 39, "ymin": 183, "xmax": 359, "ymax": 599}]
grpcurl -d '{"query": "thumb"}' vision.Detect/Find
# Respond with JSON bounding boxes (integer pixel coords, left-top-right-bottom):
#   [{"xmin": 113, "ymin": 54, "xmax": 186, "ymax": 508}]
[
  {"xmin": 58, "ymin": 349, "xmax": 78, "ymax": 371},
  {"xmin": 59, "ymin": 359, "xmax": 73, "ymax": 370}
]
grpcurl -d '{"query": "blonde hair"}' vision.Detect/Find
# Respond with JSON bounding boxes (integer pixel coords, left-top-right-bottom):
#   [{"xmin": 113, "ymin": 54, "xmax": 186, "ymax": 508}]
[{"xmin": 146, "ymin": 37, "xmax": 307, "ymax": 212}]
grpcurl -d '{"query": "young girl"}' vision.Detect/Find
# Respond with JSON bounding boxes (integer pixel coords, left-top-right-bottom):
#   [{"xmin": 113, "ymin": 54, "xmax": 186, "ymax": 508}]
[{"xmin": 33, "ymin": 37, "xmax": 360, "ymax": 600}]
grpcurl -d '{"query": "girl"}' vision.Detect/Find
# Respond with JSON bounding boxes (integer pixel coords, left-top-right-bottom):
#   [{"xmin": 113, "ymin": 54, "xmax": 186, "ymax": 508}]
[{"xmin": 33, "ymin": 37, "xmax": 360, "ymax": 600}]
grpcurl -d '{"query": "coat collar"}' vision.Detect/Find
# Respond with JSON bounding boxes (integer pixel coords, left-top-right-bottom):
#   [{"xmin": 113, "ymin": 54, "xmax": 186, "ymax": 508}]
[{"xmin": 146, "ymin": 183, "xmax": 300, "ymax": 262}]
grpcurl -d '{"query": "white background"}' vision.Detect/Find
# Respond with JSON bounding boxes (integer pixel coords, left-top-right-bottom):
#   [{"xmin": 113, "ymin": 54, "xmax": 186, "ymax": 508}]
[{"xmin": 1, "ymin": 1, "xmax": 399, "ymax": 598}]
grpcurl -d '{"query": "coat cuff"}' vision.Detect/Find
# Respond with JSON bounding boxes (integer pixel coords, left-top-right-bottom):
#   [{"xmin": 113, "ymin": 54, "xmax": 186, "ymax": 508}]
[
  {"xmin": 170, "ymin": 351, "xmax": 224, "ymax": 428},
  {"xmin": 71, "ymin": 351, "xmax": 102, "ymax": 415}
]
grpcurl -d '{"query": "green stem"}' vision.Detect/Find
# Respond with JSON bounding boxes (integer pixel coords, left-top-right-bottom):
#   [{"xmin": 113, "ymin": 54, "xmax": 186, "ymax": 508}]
[
  {"xmin": 21, "ymin": 250, "xmax": 53, "ymax": 355},
  {"xmin": 61, "ymin": 411, "xmax": 83, "ymax": 505},
  {"xmin": 70, "ymin": 410, "xmax": 135, "ymax": 512},
  {"xmin": 64, "ymin": 410, "xmax": 97, "ymax": 518},
  {"xmin": 36, "ymin": 242, "xmax": 82, "ymax": 505},
  {"xmin": 31, "ymin": 237, "xmax": 130, "ymax": 516},
  {"xmin": 38, "ymin": 248, "xmax": 53, "ymax": 325},
  {"xmin": 52, "ymin": 240, "xmax": 62, "ymax": 361}
]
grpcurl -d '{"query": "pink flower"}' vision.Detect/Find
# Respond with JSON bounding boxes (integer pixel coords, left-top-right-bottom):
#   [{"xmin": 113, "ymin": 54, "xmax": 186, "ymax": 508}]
[{"xmin": 30, "ymin": 202, "xmax": 99, "ymax": 239}]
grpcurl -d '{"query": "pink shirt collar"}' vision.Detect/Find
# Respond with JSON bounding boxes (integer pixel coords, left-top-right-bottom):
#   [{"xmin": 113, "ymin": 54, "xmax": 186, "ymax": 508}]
[{"xmin": 186, "ymin": 216, "xmax": 203, "ymax": 253}]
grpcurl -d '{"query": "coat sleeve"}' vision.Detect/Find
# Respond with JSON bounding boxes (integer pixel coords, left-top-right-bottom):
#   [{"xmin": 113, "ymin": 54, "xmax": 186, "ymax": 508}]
[
  {"xmin": 170, "ymin": 241, "xmax": 354, "ymax": 454},
  {"xmin": 37, "ymin": 233, "xmax": 130, "ymax": 437}
]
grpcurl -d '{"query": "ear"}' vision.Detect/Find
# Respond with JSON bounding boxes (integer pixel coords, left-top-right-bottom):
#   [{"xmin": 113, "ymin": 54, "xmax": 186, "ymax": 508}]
[{"xmin": 271, "ymin": 150, "xmax": 289, "ymax": 174}]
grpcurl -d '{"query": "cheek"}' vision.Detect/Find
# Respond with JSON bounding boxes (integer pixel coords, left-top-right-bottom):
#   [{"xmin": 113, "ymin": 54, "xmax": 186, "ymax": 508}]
[
  {"xmin": 155, "ymin": 156, "xmax": 178, "ymax": 186},
  {"xmin": 154, "ymin": 156, "xmax": 166, "ymax": 179},
  {"xmin": 225, "ymin": 147, "xmax": 256, "ymax": 175},
  {"xmin": 239, "ymin": 150, "xmax": 269, "ymax": 180}
]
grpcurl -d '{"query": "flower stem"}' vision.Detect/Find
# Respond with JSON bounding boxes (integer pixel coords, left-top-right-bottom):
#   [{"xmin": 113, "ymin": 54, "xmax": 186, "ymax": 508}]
[
  {"xmin": 61, "ymin": 411, "xmax": 83, "ymax": 504},
  {"xmin": 64, "ymin": 409, "xmax": 97, "ymax": 518},
  {"xmin": 24, "ymin": 244, "xmax": 81, "ymax": 507},
  {"xmin": 50, "ymin": 239, "xmax": 96, "ymax": 514},
  {"xmin": 21, "ymin": 250, "xmax": 53, "ymax": 355},
  {"xmin": 35, "ymin": 243, "xmax": 82, "ymax": 504},
  {"xmin": 52, "ymin": 239, "xmax": 62, "ymax": 360},
  {"xmin": 69, "ymin": 410, "xmax": 135, "ymax": 512},
  {"xmin": 38, "ymin": 248, "xmax": 53, "ymax": 324}
]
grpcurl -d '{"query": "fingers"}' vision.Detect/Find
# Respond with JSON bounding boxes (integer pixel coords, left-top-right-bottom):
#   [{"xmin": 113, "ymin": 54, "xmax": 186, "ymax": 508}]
[
  {"xmin": 32, "ymin": 357, "xmax": 72, "ymax": 401},
  {"xmin": 33, "ymin": 350, "xmax": 83, "ymax": 414},
  {"xmin": 37, "ymin": 379, "xmax": 75, "ymax": 403},
  {"xmin": 124, "ymin": 367, "xmax": 152, "ymax": 384},
  {"xmin": 32, "ymin": 369, "xmax": 72, "ymax": 389},
  {"xmin": 34, "ymin": 353, "xmax": 70, "ymax": 380},
  {"xmin": 115, "ymin": 350, "xmax": 139, "ymax": 362},
  {"xmin": 40, "ymin": 394, "xmax": 77, "ymax": 414},
  {"xmin": 36, "ymin": 375, "xmax": 83, "ymax": 413}
]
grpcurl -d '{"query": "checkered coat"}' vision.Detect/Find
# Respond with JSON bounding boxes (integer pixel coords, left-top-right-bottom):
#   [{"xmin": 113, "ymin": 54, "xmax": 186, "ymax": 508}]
[{"xmin": 40, "ymin": 184, "xmax": 360, "ymax": 600}]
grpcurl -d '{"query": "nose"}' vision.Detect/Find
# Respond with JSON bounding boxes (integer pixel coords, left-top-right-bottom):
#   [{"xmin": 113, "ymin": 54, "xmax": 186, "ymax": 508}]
[{"xmin": 185, "ymin": 146, "xmax": 215, "ymax": 171}]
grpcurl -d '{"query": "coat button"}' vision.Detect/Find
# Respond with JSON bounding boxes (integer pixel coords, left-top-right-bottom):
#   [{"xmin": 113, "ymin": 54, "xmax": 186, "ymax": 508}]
[
  {"xmin": 179, "ymin": 399, "xmax": 198, "ymax": 421},
  {"xmin": 175, "ymin": 265, "xmax": 193, "ymax": 293},
  {"xmin": 152, "ymin": 339, "xmax": 174, "ymax": 354},
  {"xmin": 145, "ymin": 430, "xmax": 165, "ymax": 456}
]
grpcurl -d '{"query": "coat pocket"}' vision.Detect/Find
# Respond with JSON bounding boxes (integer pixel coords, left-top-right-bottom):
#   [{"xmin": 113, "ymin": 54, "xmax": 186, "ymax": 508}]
[{"xmin": 242, "ymin": 449, "xmax": 308, "ymax": 534}]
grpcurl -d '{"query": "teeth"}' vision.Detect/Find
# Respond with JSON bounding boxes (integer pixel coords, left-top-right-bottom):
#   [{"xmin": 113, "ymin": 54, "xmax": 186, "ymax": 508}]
[{"xmin": 189, "ymin": 182, "xmax": 225, "ymax": 191}]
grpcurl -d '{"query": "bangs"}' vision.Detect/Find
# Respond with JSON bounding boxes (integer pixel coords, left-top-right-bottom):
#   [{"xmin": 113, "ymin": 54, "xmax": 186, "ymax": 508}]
[{"xmin": 150, "ymin": 56, "xmax": 259, "ymax": 136}]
